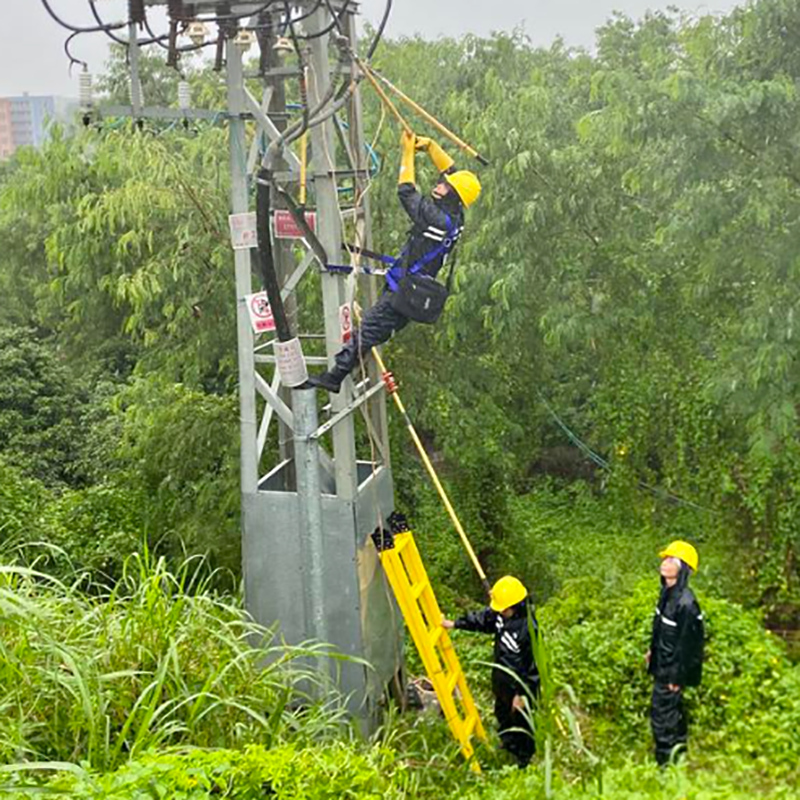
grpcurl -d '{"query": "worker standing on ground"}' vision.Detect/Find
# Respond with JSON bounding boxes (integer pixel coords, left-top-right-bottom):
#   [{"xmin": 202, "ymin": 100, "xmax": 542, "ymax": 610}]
[
  {"xmin": 442, "ymin": 576, "xmax": 539, "ymax": 768},
  {"xmin": 305, "ymin": 131, "xmax": 481, "ymax": 393},
  {"xmin": 646, "ymin": 540, "xmax": 705, "ymax": 766}
]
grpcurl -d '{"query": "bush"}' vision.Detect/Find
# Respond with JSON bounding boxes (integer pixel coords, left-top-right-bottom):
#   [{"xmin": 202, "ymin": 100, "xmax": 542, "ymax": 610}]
[
  {"xmin": 0, "ymin": 553, "xmax": 345, "ymax": 771},
  {"xmin": 46, "ymin": 482, "xmax": 148, "ymax": 580},
  {"xmin": 0, "ymin": 458, "xmax": 52, "ymax": 543},
  {"xmin": 2, "ymin": 743, "xmax": 408, "ymax": 800},
  {"xmin": 0, "ymin": 327, "xmax": 92, "ymax": 487},
  {"xmin": 540, "ymin": 576, "xmax": 800, "ymax": 777}
]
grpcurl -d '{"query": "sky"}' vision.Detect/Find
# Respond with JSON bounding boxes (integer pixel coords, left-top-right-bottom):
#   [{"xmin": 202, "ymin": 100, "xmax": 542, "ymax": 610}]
[{"xmin": 1, "ymin": 0, "xmax": 743, "ymax": 98}]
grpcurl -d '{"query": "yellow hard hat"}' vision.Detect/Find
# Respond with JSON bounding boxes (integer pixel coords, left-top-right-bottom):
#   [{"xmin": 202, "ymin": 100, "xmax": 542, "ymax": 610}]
[
  {"xmin": 444, "ymin": 170, "xmax": 482, "ymax": 208},
  {"xmin": 659, "ymin": 540, "xmax": 699, "ymax": 573},
  {"xmin": 490, "ymin": 575, "xmax": 527, "ymax": 612}
]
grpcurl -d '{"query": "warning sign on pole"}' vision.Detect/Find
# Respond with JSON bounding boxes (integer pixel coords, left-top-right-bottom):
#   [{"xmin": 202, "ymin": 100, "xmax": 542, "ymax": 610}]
[
  {"xmin": 245, "ymin": 291, "xmax": 276, "ymax": 334},
  {"xmin": 229, "ymin": 212, "xmax": 258, "ymax": 250},
  {"xmin": 273, "ymin": 209, "xmax": 317, "ymax": 239},
  {"xmin": 275, "ymin": 337, "xmax": 308, "ymax": 387},
  {"xmin": 339, "ymin": 302, "xmax": 353, "ymax": 344}
]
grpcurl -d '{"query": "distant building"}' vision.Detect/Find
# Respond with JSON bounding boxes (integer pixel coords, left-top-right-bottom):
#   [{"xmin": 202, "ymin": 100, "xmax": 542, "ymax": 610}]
[
  {"xmin": 0, "ymin": 99, "xmax": 13, "ymax": 160},
  {"xmin": 0, "ymin": 93, "xmax": 78, "ymax": 160}
]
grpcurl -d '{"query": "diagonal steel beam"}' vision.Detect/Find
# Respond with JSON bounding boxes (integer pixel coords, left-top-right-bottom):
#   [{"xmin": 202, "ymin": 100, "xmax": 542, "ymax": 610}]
[
  {"xmin": 256, "ymin": 369, "xmax": 281, "ymax": 460},
  {"xmin": 255, "ymin": 372, "xmax": 294, "ymax": 428},
  {"xmin": 243, "ymin": 88, "xmax": 301, "ymax": 174}
]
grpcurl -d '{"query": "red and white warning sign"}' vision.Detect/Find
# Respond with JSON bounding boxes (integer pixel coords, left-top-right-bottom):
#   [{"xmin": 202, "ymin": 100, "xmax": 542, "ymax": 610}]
[
  {"xmin": 339, "ymin": 302, "xmax": 353, "ymax": 344},
  {"xmin": 229, "ymin": 212, "xmax": 258, "ymax": 250},
  {"xmin": 245, "ymin": 291, "xmax": 276, "ymax": 333},
  {"xmin": 273, "ymin": 209, "xmax": 317, "ymax": 239}
]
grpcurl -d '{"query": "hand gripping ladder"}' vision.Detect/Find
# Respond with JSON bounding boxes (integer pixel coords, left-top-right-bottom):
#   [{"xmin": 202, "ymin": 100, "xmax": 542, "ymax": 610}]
[{"xmin": 373, "ymin": 514, "xmax": 487, "ymax": 772}]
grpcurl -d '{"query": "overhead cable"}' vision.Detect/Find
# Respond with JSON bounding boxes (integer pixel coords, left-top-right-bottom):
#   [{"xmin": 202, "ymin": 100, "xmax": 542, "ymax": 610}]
[
  {"xmin": 39, "ymin": 0, "xmax": 125, "ymax": 34},
  {"xmin": 63, "ymin": 31, "xmax": 88, "ymax": 71}
]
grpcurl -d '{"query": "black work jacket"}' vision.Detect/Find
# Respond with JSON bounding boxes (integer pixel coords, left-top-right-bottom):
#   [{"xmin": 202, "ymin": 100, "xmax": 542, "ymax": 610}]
[
  {"xmin": 455, "ymin": 602, "xmax": 540, "ymax": 695},
  {"xmin": 396, "ymin": 183, "xmax": 464, "ymax": 279},
  {"xmin": 649, "ymin": 567, "xmax": 705, "ymax": 687}
]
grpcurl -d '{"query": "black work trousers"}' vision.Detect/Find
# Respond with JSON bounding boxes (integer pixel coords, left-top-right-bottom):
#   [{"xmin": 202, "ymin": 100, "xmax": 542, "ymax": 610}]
[
  {"xmin": 495, "ymin": 684, "xmax": 536, "ymax": 768},
  {"xmin": 331, "ymin": 292, "xmax": 410, "ymax": 380},
  {"xmin": 650, "ymin": 682, "xmax": 688, "ymax": 766}
]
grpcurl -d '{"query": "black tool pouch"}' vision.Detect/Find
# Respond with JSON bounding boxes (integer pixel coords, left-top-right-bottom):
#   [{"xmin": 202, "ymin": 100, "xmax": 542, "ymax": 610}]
[
  {"xmin": 389, "ymin": 250, "xmax": 458, "ymax": 325},
  {"xmin": 390, "ymin": 274, "xmax": 449, "ymax": 324}
]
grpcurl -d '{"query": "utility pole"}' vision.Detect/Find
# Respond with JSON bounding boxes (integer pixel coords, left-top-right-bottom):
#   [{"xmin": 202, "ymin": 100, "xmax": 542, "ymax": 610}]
[{"xmin": 56, "ymin": 0, "xmax": 402, "ymax": 727}]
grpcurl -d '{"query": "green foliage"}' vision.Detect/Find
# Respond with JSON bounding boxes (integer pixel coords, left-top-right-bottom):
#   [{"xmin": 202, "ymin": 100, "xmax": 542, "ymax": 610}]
[
  {"xmin": 114, "ymin": 376, "xmax": 241, "ymax": 575},
  {"xmin": 2, "ymin": 743, "xmax": 408, "ymax": 800},
  {"xmin": 2, "ymin": 5, "xmax": 800, "ymax": 797},
  {"xmin": 541, "ymin": 576, "xmax": 800, "ymax": 778},
  {"xmin": 0, "ymin": 327, "xmax": 92, "ymax": 486},
  {"xmin": 0, "ymin": 458, "xmax": 52, "ymax": 542},
  {"xmin": 0, "ymin": 552, "xmax": 344, "ymax": 772}
]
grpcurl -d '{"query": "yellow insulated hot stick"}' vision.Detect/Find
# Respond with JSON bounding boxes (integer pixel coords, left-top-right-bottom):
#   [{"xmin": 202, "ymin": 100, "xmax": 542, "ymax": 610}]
[
  {"xmin": 370, "ymin": 346, "xmax": 491, "ymax": 596},
  {"xmin": 298, "ymin": 131, "xmax": 308, "ymax": 207},
  {"xmin": 353, "ymin": 54, "xmax": 414, "ymax": 136},
  {"xmin": 368, "ymin": 67, "xmax": 489, "ymax": 167}
]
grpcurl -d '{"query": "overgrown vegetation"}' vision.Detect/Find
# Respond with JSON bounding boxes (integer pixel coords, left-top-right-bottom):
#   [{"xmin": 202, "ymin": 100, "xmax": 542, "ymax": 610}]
[{"xmin": 2, "ymin": 0, "xmax": 800, "ymax": 795}]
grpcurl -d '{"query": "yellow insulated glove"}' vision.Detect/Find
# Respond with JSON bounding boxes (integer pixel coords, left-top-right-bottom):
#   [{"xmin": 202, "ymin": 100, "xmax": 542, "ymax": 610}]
[
  {"xmin": 398, "ymin": 130, "xmax": 416, "ymax": 185},
  {"xmin": 416, "ymin": 137, "xmax": 455, "ymax": 173}
]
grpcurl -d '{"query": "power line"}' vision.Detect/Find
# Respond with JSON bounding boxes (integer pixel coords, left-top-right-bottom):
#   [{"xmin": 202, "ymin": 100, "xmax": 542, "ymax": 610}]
[{"xmin": 537, "ymin": 391, "xmax": 717, "ymax": 514}]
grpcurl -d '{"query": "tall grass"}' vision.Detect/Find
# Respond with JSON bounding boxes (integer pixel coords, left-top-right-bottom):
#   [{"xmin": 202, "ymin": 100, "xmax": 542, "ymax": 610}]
[{"xmin": 0, "ymin": 548, "xmax": 346, "ymax": 771}]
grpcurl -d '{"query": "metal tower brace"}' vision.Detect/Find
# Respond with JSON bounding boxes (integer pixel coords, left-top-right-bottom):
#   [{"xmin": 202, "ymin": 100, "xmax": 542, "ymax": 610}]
[
  {"xmin": 224, "ymin": 2, "xmax": 403, "ymax": 724},
  {"xmin": 95, "ymin": 1, "xmax": 402, "ymax": 725}
]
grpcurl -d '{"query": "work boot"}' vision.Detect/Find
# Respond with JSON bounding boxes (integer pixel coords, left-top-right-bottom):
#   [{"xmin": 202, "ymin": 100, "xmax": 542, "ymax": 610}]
[{"xmin": 304, "ymin": 370, "xmax": 345, "ymax": 394}]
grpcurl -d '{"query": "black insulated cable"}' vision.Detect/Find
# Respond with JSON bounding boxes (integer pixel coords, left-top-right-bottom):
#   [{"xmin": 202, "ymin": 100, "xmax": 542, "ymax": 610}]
[
  {"xmin": 88, "ymin": 0, "xmax": 171, "ymax": 46},
  {"xmin": 279, "ymin": 0, "xmax": 323, "ymax": 33},
  {"xmin": 366, "ymin": 0, "xmax": 391, "ymax": 59},
  {"xmin": 88, "ymin": 0, "xmax": 127, "ymax": 44},
  {"xmin": 294, "ymin": 0, "xmax": 351, "ymax": 40},
  {"xmin": 255, "ymin": 168, "xmax": 293, "ymax": 342},
  {"xmin": 64, "ymin": 31, "xmax": 88, "ymax": 71},
  {"xmin": 39, "ymin": 0, "xmax": 126, "ymax": 34},
  {"xmin": 174, "ymin": 1, "xmax": 279, "ymax": 24}
]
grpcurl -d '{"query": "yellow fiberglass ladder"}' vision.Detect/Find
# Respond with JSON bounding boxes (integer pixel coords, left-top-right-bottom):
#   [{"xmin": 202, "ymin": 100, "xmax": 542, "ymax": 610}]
[{"xmin": 373, "ymin": 513, "xmax": 487, "ymax": 772}]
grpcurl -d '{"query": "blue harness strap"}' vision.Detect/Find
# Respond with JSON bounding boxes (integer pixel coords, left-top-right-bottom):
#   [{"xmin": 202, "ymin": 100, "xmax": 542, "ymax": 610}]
[{"xmin": 385, "ymin": 214, "xmax": 462, "ymax": 293}]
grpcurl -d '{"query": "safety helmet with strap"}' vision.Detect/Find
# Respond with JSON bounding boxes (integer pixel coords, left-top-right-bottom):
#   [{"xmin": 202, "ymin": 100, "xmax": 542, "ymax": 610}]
[
  {"xmin": 445, "ymin": 170, "xmax": 482, "ymax": 208},
  {"xmin": 659, "ymin": 540, "xmax": 699, "ymax": 572},
  {"xmin": 490, "ymin": 575, "xmax": 527, "ymax": 612}
]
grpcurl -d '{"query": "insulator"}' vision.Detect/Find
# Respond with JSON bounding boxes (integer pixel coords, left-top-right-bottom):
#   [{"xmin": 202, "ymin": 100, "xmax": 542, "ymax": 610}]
[
  {"xmin": 177, "ymin": 80, "xmax": 192, "ymax": 110},
  {"xmin": 187, "ymin": 20, "xmax": 208, "ymax": 46},
  {"xmin": 79, "ymin": 68, "xmax": 94, "ymax": 110},
  {"xmin": 234, "ymin": 29, "xmax": 256, "ymax": 52}
]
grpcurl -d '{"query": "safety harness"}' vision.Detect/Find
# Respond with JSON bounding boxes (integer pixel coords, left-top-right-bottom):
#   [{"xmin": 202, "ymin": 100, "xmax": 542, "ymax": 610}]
[
  {"xmin": 332, "ymin": 214, "xmax": 462, "ymax": 283},
  {"xmin": 385, "ymin": 214, "xmax": 463, "ymax": 292}
]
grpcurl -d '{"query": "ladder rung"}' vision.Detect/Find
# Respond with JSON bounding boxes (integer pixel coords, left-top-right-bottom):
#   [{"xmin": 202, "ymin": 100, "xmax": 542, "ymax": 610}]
[
  {"xmin": 394, "ymin": 535, "xmax": 411, "ymax": 554},
  {"xmin": 411, "ymin": 579, "xmax": 429, "ymax": 600},
  {"xmin": 446, "ymin": 668, "xmax": 461, "ymax": 696},
  {"xmin": 429, "ymin": 625, "xmax": 444, "ymax": 646},
  {"xmin": 464, "ymin": 714, "xmax": 478, "ymax": 739}
]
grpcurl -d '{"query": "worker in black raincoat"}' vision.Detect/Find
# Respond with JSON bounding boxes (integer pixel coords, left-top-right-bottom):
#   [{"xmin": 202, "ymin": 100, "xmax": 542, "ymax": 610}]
[
  {"xmin": 305, "ymin": 131, "xmax": 481, "ymax": 394},
  {"xmin": 647, "ymin": 540, "xmax": 705, "ymax": 766},
  {"xmin": 442, "ymin": 575, "xmax": 540, "ymax": 768}
]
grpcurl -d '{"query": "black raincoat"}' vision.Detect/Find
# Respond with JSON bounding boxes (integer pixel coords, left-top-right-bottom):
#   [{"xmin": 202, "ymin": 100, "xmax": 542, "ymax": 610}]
[
  {"xmin": 327, "ymin": 184, "xmax": 464, "ymax": 383},
  {"xmin": 648, "ymin": 564, "xmax": 705, "ymax": 765},
  {"xmin": 455, "ymin": 601, "xmax": 540, "ymax": 767}
]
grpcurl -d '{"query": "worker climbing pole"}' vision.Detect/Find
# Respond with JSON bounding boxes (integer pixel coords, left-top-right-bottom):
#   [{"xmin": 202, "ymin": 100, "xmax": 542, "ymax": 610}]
[{"xmin": 302, "ymin": 63, "xmax": 484, "ymax": 394}]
